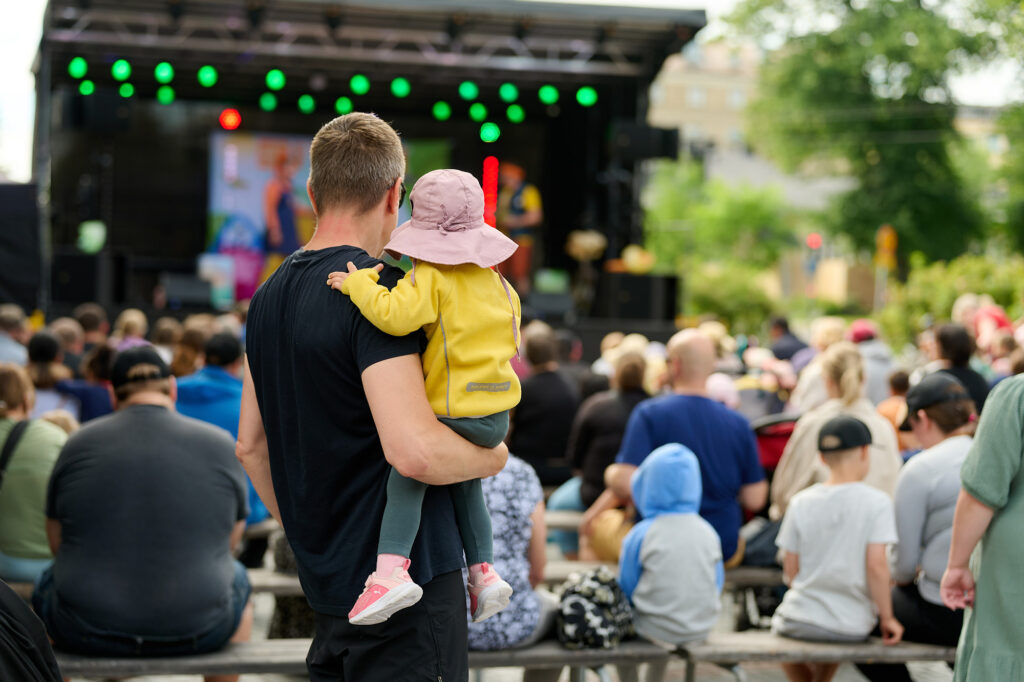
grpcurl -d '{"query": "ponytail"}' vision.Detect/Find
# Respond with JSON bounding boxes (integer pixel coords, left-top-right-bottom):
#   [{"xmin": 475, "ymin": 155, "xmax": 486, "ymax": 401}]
[{"xmin": 821, "ymin": 341, "xmax": 864, "ymax": 406}]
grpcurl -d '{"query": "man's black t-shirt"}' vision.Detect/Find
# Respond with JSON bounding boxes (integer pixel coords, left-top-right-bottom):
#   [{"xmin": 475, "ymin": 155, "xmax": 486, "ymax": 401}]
[
  {"xmin": 247, "ymin": 246, "xmax": 464, "ymax": 617},
  {"xmin": 45, "ymin": 405, "xmax": 248, "ymax": 637},
  {"xmin": 509, "ymin": 369, "xmax": 580, "ymax": 485}
]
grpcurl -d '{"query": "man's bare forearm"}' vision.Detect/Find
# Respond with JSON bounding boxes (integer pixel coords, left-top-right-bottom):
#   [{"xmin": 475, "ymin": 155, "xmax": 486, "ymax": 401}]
[{"xmin": 400, "ymin": 421, "xmax": 508, "ymax": 485}]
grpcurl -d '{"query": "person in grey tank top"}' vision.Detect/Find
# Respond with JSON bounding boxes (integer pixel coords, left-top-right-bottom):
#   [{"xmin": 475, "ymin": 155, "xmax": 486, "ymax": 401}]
[{"xmin": 858, "ymin": 373, "xmax": 975, "ymax": 682}]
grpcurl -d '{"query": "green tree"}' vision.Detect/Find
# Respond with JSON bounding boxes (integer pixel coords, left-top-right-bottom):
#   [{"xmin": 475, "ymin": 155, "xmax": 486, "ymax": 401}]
[
  {"xmin": 643, "ymin": 159, "xmax": 798, "ymax": 270},
  {"xmin": 729, "ymin": 0, "xmax": 991, "ymax": 263},
  {"xmin": 1000, "ymin": 106, "xmax": 1024, "ymax": 250}
]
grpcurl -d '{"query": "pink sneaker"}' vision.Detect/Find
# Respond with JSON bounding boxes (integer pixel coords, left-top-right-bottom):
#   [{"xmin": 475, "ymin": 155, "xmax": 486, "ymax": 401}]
[
  {"xmin": 468, "ymin": 563, "xmax": 513, "ymax": 623},
  {"xmin": 348, "ymin": 566, "xmax": 424, "ymax": 625}
]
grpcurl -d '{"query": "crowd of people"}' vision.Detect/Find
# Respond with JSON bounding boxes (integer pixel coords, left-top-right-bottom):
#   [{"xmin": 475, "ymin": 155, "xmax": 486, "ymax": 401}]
[{"xmin": 1, "ymin": 112, "xmax": 1022, "ymax": 682}]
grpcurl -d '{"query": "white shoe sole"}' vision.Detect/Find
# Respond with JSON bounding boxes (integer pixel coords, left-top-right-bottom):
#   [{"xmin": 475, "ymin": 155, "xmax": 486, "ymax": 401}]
[
  {"xmin": 471, "ymin": 580, "xmax": 513, "ymax": 623},
  {"xmin": 349, "ymin": 582, "xmax": 424, "ymax": 626}
]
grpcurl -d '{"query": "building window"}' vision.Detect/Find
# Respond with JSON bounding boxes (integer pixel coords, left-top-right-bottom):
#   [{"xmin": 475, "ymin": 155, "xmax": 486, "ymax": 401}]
[
  {"xmin": 728, "ymin": 89, "xmax": 747, "ymax": 110},
  {"xmin": 687, "ymin": 87, "xmax": 707, "ymax": 108}
]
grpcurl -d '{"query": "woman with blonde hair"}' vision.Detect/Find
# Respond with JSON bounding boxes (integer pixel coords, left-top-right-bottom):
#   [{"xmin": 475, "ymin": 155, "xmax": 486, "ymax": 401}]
[
  {"xmin": 770, "ymin": 342, "xmax": 903, "ymax": 520},
  {"xmin": 787, "ymin": 316, "xmax": 847, "ymax": 413},
  {"xmin": 111, "ymin": 308, "xmax": 149, "ymax": 350},
  {"xmin": 0, "ymin": 363, "xmax": 68, "ymax": 582}
]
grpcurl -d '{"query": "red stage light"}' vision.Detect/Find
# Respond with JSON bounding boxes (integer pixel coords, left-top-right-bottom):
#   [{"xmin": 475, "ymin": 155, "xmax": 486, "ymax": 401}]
[
  {"xmin": 483, "ymin": 156, "xmax": 499, "ymax": 227},
  {"xmin": 805, "ymin": 232, "xmax": 823, "ymax": 250},
  {"xmin": 219, "ymin": 108, "xmax": 242, "ymax": 130}
]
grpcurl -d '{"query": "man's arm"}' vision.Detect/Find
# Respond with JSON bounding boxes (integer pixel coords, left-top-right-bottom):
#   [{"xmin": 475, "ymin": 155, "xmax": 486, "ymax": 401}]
[
  {"xmin": 46, "ymin": 519, "xmax": 61, "ymax": 556},
  {"xmin": 236, "ymin": 362, "xmax": 282, "ymax": 523},
  {"xmin": 364, "ymin": 354, "xmax": 507, "ymax": 485},
  {"xmin": 605, "ymin": 462, "xmax": 637, "ymax": 501},
  {"xmin": 738, "ymin": 480, "xmax": 769, "ymax": 512},
  {"xmin": 229, "ymin": 520, "xmax": 247, "ymax": 553}
]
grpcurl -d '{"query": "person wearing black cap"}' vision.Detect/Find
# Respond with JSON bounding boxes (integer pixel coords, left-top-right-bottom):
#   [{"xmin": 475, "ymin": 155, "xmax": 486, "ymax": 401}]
[
  {"xmin": 176, "ymin": 333, "xmax": 271, "ymax": 567},
  {"xmin": 33, "ymin": 346, "xmax": 254, "ymax": 682},
  {"xmin": 856, "ymin": 374, "xmax": 973, "ymax": 682},
  {"xmin": 772, "ymin": 415, "xmax": 902, "ymax": 681}
]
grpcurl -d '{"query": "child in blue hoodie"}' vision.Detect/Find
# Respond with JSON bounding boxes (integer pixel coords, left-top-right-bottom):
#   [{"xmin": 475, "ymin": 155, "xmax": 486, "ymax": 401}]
[{"xmin": 619, "ymin": 443, "xmax": 723, "ymax": 645}]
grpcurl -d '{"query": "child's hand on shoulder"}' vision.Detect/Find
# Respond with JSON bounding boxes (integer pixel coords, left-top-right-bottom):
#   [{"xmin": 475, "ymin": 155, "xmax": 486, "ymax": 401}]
[
  {"xmin": 327, "ymin": 261, "xmax": 383, "ymax": 292},
  {"xmin": 879, "ymin": 616, "xmax": 903, "ymax": 645}
]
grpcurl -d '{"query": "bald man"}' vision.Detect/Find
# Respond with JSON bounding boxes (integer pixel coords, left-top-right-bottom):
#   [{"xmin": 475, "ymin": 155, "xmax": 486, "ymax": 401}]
[{"xmin": 581, "ymin": 330, "xmax": 767, "ymax": 566}]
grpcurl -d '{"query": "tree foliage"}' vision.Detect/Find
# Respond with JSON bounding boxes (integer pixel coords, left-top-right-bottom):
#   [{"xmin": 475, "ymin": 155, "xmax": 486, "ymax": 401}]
[
  {"xmin": 729, "ymin": 0, "xmax": 992, "ymax": 262},
  {"xmin": 877, "ymin": 253, "xmax": 1024, "ymax": 349},
  {"xmin": 642, "ymin": 159, "xmax": 798, "ymax": 271}
]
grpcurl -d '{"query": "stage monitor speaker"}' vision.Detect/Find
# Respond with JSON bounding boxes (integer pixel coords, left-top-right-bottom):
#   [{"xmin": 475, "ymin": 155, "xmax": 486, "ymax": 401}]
[
  {"xmin": 0, "ymin": 183, "xmax": 41, "ymax": 311},
  {"xmin": 610, "ymin": 122, "xmax": 679, "ymax": 162},
  {"xmin": 591, "ymin": 272, "xmax": 678, "ymax": 321}
]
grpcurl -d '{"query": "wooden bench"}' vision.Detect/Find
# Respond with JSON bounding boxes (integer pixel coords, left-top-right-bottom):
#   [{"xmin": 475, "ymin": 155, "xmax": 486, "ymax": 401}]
[
  {"xmin": 545, "ymin": 509, "xmax": 584, "ymax": 531},
  {"xmin": 56, "ymin": 638, "xmax": 672, "ymax": 680},
  {"xmin": 679, "ymin": 631, "xmax": 956, "ymax": 682}
]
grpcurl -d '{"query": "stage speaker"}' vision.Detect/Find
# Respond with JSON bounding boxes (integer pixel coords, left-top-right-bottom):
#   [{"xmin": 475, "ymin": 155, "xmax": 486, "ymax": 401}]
[
  {"xmin": 60, "ymin": 86, "xmax": 130, "ymax": 134},
  {"xmin": 591, "ymin": 272, "xmax": 678, "ymax": 321},
  {"xmin": 610, "ymin": 122, "xmax": 679, "ymax": 162},
  {"xmin": 0, "ymin": 183, "xmax": 41, "ymax": 311},
  {"xmin": 50, "ymin": 250, "xmax": 129, "ymax": 306}
]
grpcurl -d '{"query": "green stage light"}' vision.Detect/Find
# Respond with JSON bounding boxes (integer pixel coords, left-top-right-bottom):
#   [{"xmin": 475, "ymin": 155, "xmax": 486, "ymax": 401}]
[
  {"xmin": 459, "ymin": 81, "xmax": 479, "ymax": 101},
  {"xmin": 350, "ymin": 74, "xmax": 370, "ymax": 95},
  {"xmin": 480, "ymin": 122, "xmax": 501, "ymax": 143},
  {"xmin": 79, "ymin": 80, "xmax": 95, "ymax": 96},
  {"xmin": 157, "ymin": 86, "xmax": 175, "ymax": 104},
  {"xmin": 68, "ymin": 57, "xmax": 87, "ymax": 79},
  {"xmin": 111, "ymin": 59, "xmax": 131, "ymax": 81},
  {"xmin": 538, "ymin": 84, "xmax": 559, "ymax": 105},
  {"xmin": 259, "ymin": 92, "xmax": 277, "ymax": 111},
  {"xmin": 391, "ymin": 77, "xmax": 411, "ymax": 98},
  {"xmin": 119, "ymin": 83, "xmax": 134, "ymax": 98},
  {"xmin": 335, "ymin": 96, "xmax": 353, "ymax": 115},
  {"xmin": 507, "ymin": 104, "xmax": 525, "ymax": 123},
  {"xmin": 197, "ymin": 65, "xmax": 218, "ymax": 87},
  {"xmin": 499, "ymin": 83, "xmax": 518, "ymax": 103},
  {"xmin": 576, "ymin": 86, "xmax": 598, "ymax": 107},
  {"xmin": 298, "ymin": 94, "xmax": 315, "ymax": 114},
  {"xmin": 469, "ymin": 103, "xmax": 488, "ymax": 122},
  {"xmin": 154, "ymin": 62, "xmax": 174, "ymax": 84},
  {"xmin": 266, "ymin": 69, "xmax": 286, "ymax": 91},
  {"xmin": 432, "ymin": 101, "xmax": 452, "ymax": 121}
]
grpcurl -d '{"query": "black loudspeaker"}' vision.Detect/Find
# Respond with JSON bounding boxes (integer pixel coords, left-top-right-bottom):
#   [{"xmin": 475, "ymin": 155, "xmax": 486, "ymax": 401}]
[
  {"xmin": 50, "ymin": 250, "xmax": 129, "ymax": 306},
  {"xmin": 590, "ymin": 272, "xmax": 679, "ymax": 321},
  {"xmin": 0, "ymin": 183, "xmax": 41, "ymax": 310},
  {"xmin": 610, "ymin": 122, "xmax": 679, "ymax": 162},
  {"xmin": 60, "ymin": 86, "xmax": 130, "ymax": 134}
]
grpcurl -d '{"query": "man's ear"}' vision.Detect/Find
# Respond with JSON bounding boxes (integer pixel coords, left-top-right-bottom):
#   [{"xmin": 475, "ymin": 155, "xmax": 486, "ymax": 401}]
[
  {"xmin": 386, "ymin": 178, "xmax": 402, "ymax": 216},
  {"xmin": 306, "ymin": 179, "xmax": 318, "ymax": 216},
  {"xmin": 861, "ymin": 445, "xmax": 870, "ymax": 461}
]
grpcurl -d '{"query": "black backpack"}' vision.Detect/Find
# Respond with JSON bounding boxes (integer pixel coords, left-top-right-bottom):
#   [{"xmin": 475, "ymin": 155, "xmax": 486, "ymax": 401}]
[
  {"xmin": 556, "ymin": 565, "xmax": 635, "ymax": 650},
  {"xmin": 0, "ymin": 580, "xmax": 62, "ymax": 682}
]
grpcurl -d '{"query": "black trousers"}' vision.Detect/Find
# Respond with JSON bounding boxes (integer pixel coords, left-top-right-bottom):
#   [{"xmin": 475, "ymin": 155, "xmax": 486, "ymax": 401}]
[
  {"xmin": 306, "ymin": 569, "xmax": 468, "ymax": 682},
  {"xmin": 855, "ymin": 583, "xmax": 963, "ymax": 682}
]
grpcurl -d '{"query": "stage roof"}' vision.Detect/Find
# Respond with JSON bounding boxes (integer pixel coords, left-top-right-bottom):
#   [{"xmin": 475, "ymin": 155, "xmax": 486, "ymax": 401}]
[{"xmin": 41, "ymin": 0, "xmax": 706, "ymax": 91}]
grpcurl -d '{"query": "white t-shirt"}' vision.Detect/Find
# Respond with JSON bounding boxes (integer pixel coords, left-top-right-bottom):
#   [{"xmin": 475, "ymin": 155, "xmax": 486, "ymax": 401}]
[{"xmin": 774, "ymin": 482, "xmax": 898, "ymax": 636}]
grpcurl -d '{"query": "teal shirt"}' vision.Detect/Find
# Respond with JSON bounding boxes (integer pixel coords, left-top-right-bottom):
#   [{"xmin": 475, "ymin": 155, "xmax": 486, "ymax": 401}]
[
  {"xmin": 956, "ymin": 376, "xmax": 1024, "ymax": 680},
  {"xmin": 0, "ymin": 419, "xmax": 67, "ymax": 559}
]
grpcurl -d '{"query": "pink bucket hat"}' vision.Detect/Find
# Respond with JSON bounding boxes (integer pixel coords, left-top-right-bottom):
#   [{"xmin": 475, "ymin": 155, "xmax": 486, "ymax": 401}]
[{"xmin": 384, "ymin": 169, "xmax": 517, "ymax": 268}]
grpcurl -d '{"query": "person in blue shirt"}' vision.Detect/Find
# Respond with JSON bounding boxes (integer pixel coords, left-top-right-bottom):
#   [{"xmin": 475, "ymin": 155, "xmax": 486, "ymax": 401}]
[
  {"xmin": 582, "ymin": 330, "xmax": 767, "ymax": 566},
  {"xmin": 177, "ymin": 333, "xmax": 270, "ymax": 565}
]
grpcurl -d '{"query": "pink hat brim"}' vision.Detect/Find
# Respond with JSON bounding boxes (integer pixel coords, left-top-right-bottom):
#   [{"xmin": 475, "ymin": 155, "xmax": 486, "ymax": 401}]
[{"xmin": 384, "ymin": 218, "xmax": 518, "ymax": 268}]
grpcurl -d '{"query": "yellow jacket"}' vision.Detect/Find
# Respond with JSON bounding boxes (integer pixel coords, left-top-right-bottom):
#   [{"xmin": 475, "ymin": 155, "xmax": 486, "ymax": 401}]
[{"xmin": 342, "ymin": 261, "xmax": 522, "ymax": 418}]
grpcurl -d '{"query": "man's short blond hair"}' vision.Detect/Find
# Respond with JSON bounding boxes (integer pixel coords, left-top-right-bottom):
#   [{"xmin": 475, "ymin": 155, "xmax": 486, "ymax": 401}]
[{"xmin": 309, "ymin": 113, "xmax": 406, "ymax": 215}]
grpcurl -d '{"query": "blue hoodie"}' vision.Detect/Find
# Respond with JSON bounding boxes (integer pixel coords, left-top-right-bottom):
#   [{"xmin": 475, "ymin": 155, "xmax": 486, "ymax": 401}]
[
  {"xmin": 176, "ymin": 366, "xmax": 269, "ymax": 525},
  {"xmin": 619, "ymin": 443, "xmax": 723, "ymax": 644}
]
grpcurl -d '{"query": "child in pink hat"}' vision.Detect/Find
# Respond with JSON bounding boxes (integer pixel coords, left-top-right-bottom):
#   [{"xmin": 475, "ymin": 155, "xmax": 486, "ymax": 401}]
[{"xmin": 327, "ymin": 169, "xmax": 520, "ymax": 626}]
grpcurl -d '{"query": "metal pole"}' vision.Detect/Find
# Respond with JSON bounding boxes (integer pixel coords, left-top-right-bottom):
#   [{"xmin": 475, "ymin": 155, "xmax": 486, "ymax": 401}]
[{"xmin": 31, "ymin": 3, "xmax": 54, "ymax": 315}]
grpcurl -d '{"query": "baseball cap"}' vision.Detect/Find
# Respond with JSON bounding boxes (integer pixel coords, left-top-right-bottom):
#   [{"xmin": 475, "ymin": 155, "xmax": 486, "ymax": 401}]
[
  {"xmin": 204, "ymin": 333, "xmax": 243, "ymax": 368},
  {"xmin": 110, "ymin": 345, "xmax": 171, "ymax": 390},
  {"xmin": 818, "ymin": 415, "xmax": 873, "ymax": 453},
  {"xmin": 899, "ymin": 373, "xmax": 970, "ymax": 431},
  {"xmin": 847, "ymin": 319, "xmax": 879, "ymax": 344}
]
